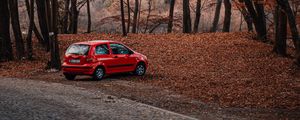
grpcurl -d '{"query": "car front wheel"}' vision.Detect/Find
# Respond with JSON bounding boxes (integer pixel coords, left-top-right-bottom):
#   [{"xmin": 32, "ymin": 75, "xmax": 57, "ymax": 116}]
[{"xmin": 134, "ymin": 64, "xmax": 146, "ymax": 76}]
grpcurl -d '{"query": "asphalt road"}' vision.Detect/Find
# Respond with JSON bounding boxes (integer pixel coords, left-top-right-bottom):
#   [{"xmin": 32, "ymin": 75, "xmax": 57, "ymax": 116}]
[{"xmin": 0, "ymin": 78, "xmax": 197, "ymax": 120}]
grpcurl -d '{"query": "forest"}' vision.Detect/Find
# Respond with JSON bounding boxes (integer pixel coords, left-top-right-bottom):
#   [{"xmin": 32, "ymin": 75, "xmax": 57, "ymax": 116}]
[
  {"xmin": 0, "ymin": 0, "xmax": 300, "ymax": 68},
  {"xmin": 0, "ymin": 0, "xmax": 299, "ymax": 117}
]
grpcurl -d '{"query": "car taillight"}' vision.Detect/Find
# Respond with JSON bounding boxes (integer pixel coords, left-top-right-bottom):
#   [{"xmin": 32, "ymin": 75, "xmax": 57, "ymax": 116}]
[{"xmin": 63, "ymin": 57, "xmax": 68, "ymax": 62}]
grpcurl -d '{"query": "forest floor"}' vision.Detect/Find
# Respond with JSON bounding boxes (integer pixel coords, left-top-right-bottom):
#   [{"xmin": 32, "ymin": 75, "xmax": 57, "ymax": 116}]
[{"xmin": 0, "ymin": 32, "xmax": 299, "ymax": 118}]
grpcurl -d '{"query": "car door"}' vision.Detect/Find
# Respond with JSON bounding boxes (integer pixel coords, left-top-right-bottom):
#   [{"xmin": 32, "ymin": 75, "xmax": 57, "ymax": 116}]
[
  {"xmin": 93, "ymin": 44, "xmax": 115, "ymax": 73},
  {"xmin": 109, "ymin": 43, "xmax": 137, "ymax": 73}
]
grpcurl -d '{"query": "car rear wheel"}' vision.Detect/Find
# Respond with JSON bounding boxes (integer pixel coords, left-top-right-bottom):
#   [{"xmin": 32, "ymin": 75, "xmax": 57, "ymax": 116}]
[
  {"xmin": 93, "ymin": 67, "xmax": 105, "ymax": 80},
  {"xmin": 64, "ymin": 74, "xmax": 76, "ymax": 80},
  {"xmin": 134, "ymin": 64, "xmax": 146, "ymax": 76}
]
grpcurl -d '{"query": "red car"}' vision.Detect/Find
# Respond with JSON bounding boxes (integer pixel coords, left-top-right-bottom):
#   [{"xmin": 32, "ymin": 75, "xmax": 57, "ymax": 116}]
[{"xmin": 62, "ymin": 40, "xmax": 148, "ymax": 80}]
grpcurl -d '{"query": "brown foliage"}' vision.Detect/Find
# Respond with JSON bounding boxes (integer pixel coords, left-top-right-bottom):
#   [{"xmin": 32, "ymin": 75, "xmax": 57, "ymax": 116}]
[{"xmin": 0, "ymin": 32, "xmax": 299, "ymax": 109}]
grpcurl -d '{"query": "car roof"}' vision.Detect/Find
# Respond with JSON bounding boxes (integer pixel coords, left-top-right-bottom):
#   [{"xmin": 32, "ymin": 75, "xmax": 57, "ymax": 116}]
[{"xmin": 74, "ymin": 40, "xmax": 118, "ymax": 45}]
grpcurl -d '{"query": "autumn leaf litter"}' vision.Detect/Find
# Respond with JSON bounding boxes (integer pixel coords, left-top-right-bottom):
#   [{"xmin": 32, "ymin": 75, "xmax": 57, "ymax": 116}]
[{"xmin": 0, "ymin": 32, "xmax": 299, "ymax": 109}]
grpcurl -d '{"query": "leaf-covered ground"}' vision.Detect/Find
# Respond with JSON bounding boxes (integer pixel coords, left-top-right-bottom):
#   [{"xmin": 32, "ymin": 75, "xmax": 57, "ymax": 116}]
[{"xmin": 0, "ymin": 32, "xmax": 299, "ymax": 110}]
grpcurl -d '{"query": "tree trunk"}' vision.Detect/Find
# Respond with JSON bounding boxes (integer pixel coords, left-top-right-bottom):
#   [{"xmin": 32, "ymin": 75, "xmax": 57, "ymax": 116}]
[
  {"xmin": 26, "ymin": 0, "xmax": 35, "ymax": 60},
  {"xmin": 63, "ymin": 0, "xmax": 70, "ymax": 33},
  {"xmin": 193, "ymin": 0, "xmax": 201, "ymax": 33},
  {"xmin": 254, "ymin": 2, "xmax": 267, "ymax": 40},
  {"xmin": 167, "ymin": 0, "xmax": 176, "ymax": 33},
  {"xmin": 137, "ymin": 0, "xmax": 142, "ymax": 32},
  {"xmin": 144, "ymin": 0, "xmax": 152, "ymax": 33},
  {"xmin": 127, "ymin": 0, "xmax": 131, "ymax": 33},
  {"xmin": 36, "ymin": 0, "xmax": 50, "ymax": 51},
  {"xmin": 238, "ymin": 5, "xmax": 253, "ymax": 31},
  {"xmin": 223, "ymin": 0, "xmax": 231, "ymax": 32},
  {"xmin": 244, "ymin": 0, "xmax": 258, "ymax": 30},
  {"xmin": 9, "ymin": 0, "xmax": 25, "ymax": 60},
  {"xmin": 87, "ymin": 0, "xmax": 91, "ymax": 33},
  {"xmin": 46, "ymin": 0, "xmax": 52, "ymax": 31},
  {"xmin": 276, "ymin": 0, "xmax": 300, "ymax": 65},
  {"xmin": 25, "ymin": 0, "xmax": 44, "ymax": 44},
  {"xmin": 69, "ymin": 0, "xmax": 79, "ymax": 34},
  {"xmin": 244, "ymin": 0, "xmax": 266, "ymax": 41},
  {"xmin": 32, "ymin": 24, "xmax": 44, "ymax": 45},
  {"xmin": 120, "ymin": 0, "xmax": 127, "ymax": 36},
  {"xmin": 273, "ymin": 5, "xmax": 287, "ymax": 56},
  {"xmin": 132, "ymin": 0, "xmax": 139, "ymax": 33},
  {"xmin": 210, "ymin": 0, "xmax": 222, "ymax": 32},
  {"xmin": 245, "ymin": 14, "xmax": 253, "ymax": 31},
  {"xmin": 0, "ymin": 0, "xmax": 14, "ymax": 61},
  {"xmin": 49, "ymin": 0, "xmax": 61, "ymax": 70},
  {"xmin": 239, "ymin": 12, "xmax": 243, "ymax": 31},
  {"xmin": 183, "ymin": 0, "xmax": 192, "ymax": 33}
]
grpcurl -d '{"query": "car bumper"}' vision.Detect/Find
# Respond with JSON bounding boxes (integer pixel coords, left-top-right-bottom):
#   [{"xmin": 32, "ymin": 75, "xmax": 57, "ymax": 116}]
[{"xmin": 62, "ymin": 64, "xmax": 95, "ymax": 75}]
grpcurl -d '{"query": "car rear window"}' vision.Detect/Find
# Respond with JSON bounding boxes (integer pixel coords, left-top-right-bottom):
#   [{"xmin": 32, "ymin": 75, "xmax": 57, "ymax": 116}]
[{"xmin": 66, "ymin": 44, "xmax": 90, "ymax": 55}]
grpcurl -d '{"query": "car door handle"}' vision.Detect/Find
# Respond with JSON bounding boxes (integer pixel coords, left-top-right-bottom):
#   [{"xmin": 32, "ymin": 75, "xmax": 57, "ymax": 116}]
[{"xmin": 113, "ymin": 56, "xmax": 118, "ymax": 58}]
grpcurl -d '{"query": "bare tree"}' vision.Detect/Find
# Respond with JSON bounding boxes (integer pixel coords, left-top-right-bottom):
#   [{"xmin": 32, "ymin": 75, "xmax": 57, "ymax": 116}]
[
  {"xmin": 183, "ymin": 0, "xmax": 192, "ymax": 33},
  {"xmin": 273, "ymin": 5, "xmax": 287, "ymax": 56},
  {"xmin": 49, "ymin": 0, "xmax": 61, "ymax": 70},
  {"xmin": 0, "ymin": 0, "xmax": 13, "ymax": 61},
  {"xmin": 244, "ymin": 0, "xmax": 267, "ymax": 41},
  {"xmin": 120, "ymin": 0, "xmax": 127, "ymax": 36},
  {"xmin": 193, "ymin": 0, "xmax": 201, "ymax": 33},
  {"xmin": 26, "ymin": 0, "xmax": 35, "ymax": 60},
  {"xmin": 137, "ymin": 0, "xmax": 142, "ymax": 32},
  {"xmin": 276, "ymin": 0, "xmax": 300, "ymax": 65},
  {"xmin": 144, "ymin": 0, "xmax": 152, "ymax": 33},
  {"xmin": 167, "ymin": 0, "xmax": 176, "ymax": 33},
  {"xmin": 234, "ymin": 0, "xmax": 253, "ymax": 31},
  {"xmin": 9, "ymin": 0, "xmax": 26, "ymax": 60},
  {"xmin": 127, "ymin": 0, "xmax": 131, "ymax": 32},
  {"xmin": 25, "ymin": 0, "xmax": 44, "ymax": 44},
  {"xmin": 46, "ymin": 0, "xmax": 52, "ymax": 30},
  {"xmin": 36, "ymin": 0, "xmax": 50, "ymax": 50},
  {"xmin": 222, "ymin": 0, "xmax": 231, "ymax": 32},
  {"xmin": 69, "ymin": 0, "xmax": 79, "ymax": 34},
  {"xmin": 132, "ymin": 0, "xmax": 139, "ymax": 33},
  {"xmin": 254, "ymin": 2, "xmax": 267, "ymax": 40},
  {"xmin": 63, "ymin": 0, "xmax": 70, "ymax": 33},
  {"xmin": 210, "ymin": 0, "xmax": 222, "ymax": 32},
  {"xmin": 87, "ymin": 0, "xmax": 91, "ymax": 33}
]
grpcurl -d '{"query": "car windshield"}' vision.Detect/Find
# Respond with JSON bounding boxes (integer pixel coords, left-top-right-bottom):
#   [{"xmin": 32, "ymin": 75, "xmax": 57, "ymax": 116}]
[{"xmin": 66, "ymin": 44, "xmax": 90, "ymax": 55}]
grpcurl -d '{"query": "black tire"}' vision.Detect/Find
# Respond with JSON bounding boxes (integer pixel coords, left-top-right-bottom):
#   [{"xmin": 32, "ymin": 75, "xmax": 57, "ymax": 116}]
[
  {"xmin": 64, "ymin": 74, "xmax": 76, "ymax": 80},
  {"xmin": 93, "ymin": 67, "xmax": 105, "ymax": 80},
  {"xmin": 134, "ymin": 63, "xmax": 146, "ymax": 76}
]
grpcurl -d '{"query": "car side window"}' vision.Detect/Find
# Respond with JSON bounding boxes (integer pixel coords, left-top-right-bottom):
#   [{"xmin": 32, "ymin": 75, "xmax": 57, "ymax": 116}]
[
  {"xmin": 109, "ymin": 44, "xmax": 130, "ymax": 54},
  {"xmin": 95, "ymin": 44, "xmax": 109, "ymax": 55}
]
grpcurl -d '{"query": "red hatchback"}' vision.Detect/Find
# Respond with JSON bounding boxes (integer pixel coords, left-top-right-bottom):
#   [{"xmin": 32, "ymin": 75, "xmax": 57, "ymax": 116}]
[{"xmin": 62, "ymin": 40, "xmax": 148, "ymax": 80}]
